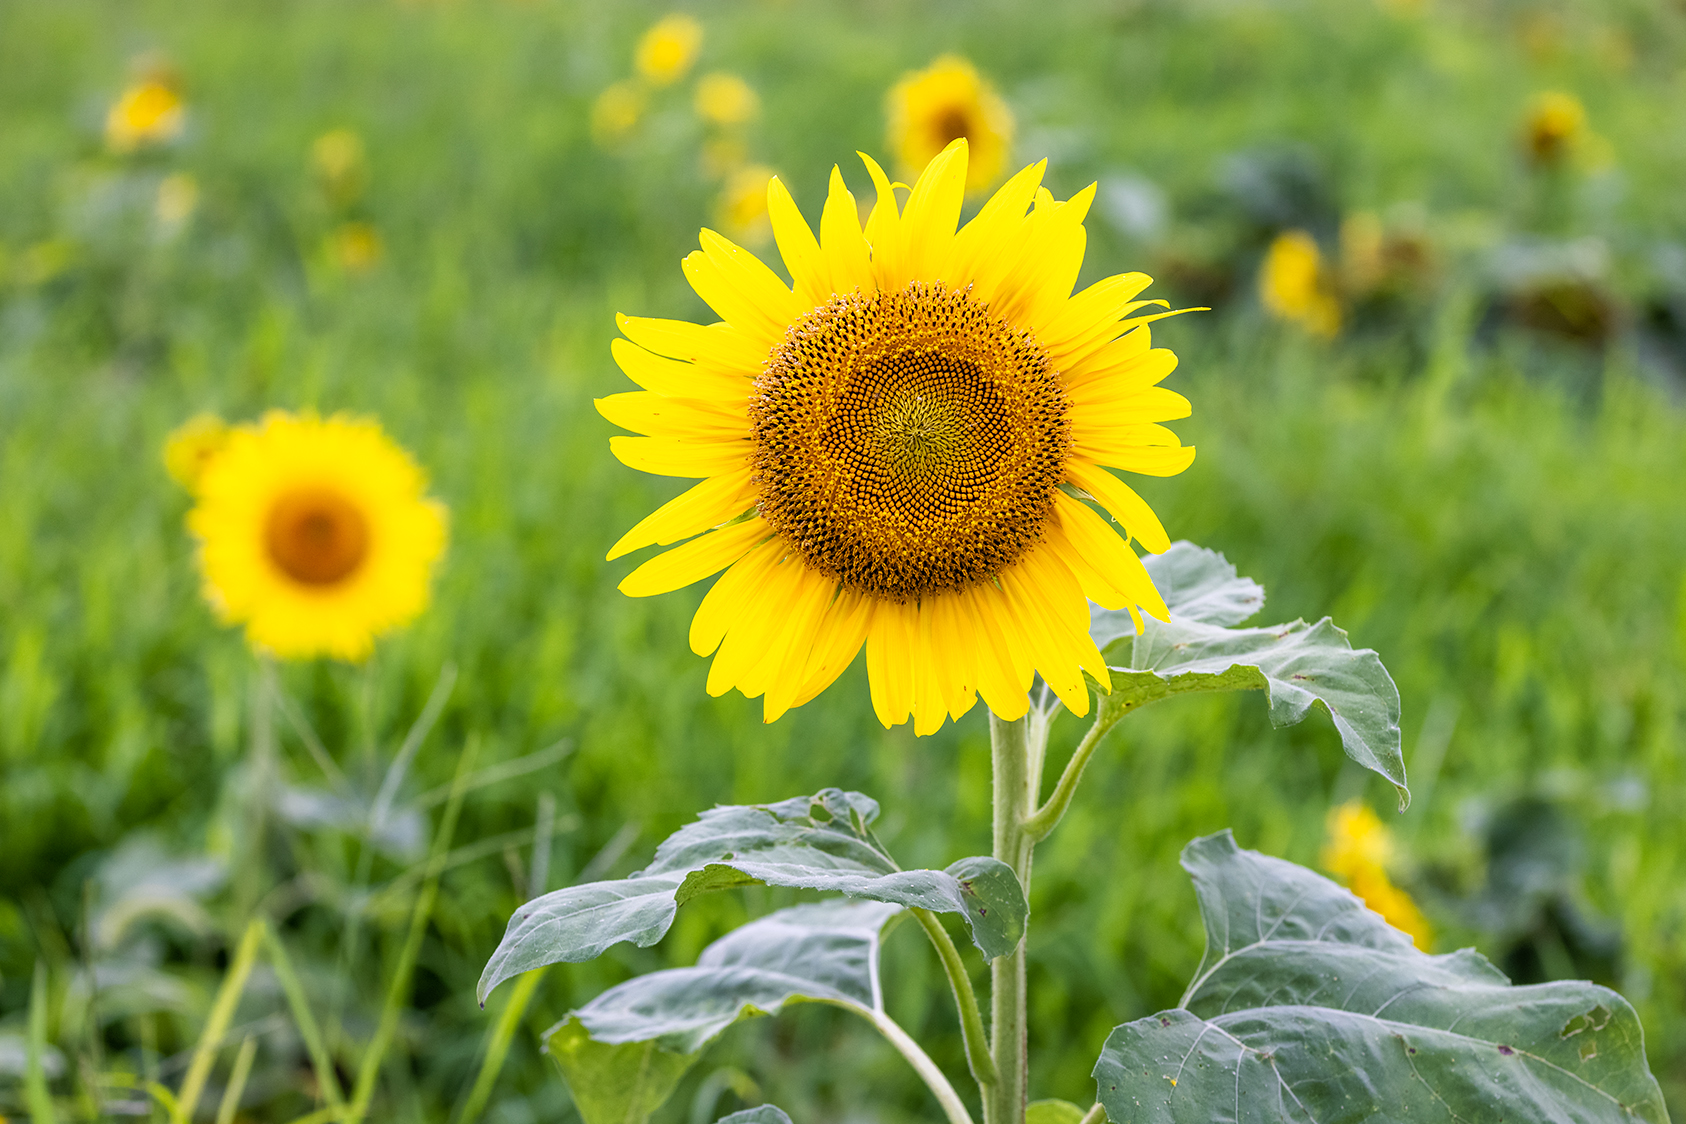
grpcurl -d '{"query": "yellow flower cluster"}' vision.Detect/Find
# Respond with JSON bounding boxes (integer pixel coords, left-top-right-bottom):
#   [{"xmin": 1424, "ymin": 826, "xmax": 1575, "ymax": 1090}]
[
  {"xmin": 1321, "ymin": 800, "xmax": 1433, "ymax": 949},
  {"xmin": 591, "ymin": 14, "xmax": 776, "ymax": 245},
  {"xmin": 166, "ymin": 410, "xmax": 447, "ymax": 661}
]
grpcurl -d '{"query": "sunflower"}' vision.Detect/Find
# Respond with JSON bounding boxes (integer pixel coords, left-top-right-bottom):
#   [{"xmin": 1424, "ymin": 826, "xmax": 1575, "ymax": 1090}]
[
  {"xmin": 106, "ymin": 77, "xmax": 185, "ymax": 153},
  {"xmin": 1321, "ymin": 801, "xmax": 1433, "ymax": 949},
  {"xmin": 1522, "ymin": 89, "xmax": 1586, "ymax": 168},
  {"xmin": 188, "ymin": 410, "xmax": 447, "ymax": 661},
  {"xmin": 1259, "ymin": 230, "xmax": 1341, "ymax": 337},
  {"xmin": 634, "ymin": 14, "xmax": 703, "ymax": 88},
  {"xmin": 600, "ymin": 140, "xmax": 1193, "ymax": 733},
  {"xmin": 887, "ymin": 56, "xmax": 1014, "ymax": 195}
]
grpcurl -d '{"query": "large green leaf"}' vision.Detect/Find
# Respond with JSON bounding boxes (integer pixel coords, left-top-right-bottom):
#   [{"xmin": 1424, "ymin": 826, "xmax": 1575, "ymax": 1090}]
[
  {"xmin": 1091, "ymin": 542, "xmax": 1406, "ymax": 805},
  {"xmin": 479, "ymin": 789, "xmax": 1025, "ymax": 1002},
  {"xmin": 546, "ymin": 900, "xmax": 901, "ymax": 1124},
  {"xmin": 717, "ymin": 1108, "xmax": 793, "ymax": 1124},
  {"xmin": 1092, "ymin": 832, "xmax": 1669, "ymax": 1124}
]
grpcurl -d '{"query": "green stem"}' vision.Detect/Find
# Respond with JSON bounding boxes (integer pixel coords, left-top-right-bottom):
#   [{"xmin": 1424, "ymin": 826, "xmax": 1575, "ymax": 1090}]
[
  {"xmin": 911, "ymin": 908, "xmax": 997, "ymax": 1087},
  {"xmin": 1077, "ymin": 1102, "xmax": 1106, "ymax": 1124},
  {"xmin": 345, "ymin": 735, "xmax": 479, "ymax": 1123},
  {"xmin": 987, "ymin": 711, "xmax": 1039, "ymax": 1124},
  {"xmin": 1022, "ymin": 711, "xmax": 1113, "ymax": 842},
  {"xmin": 862, "ymin": 1009, "xmax": 976, "ymax": 1124}
]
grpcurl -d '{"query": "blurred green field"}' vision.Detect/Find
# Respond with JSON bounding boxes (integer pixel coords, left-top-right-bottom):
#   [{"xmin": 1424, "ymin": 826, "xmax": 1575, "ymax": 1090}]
[{"xmin": 4, "ymin": 0, "xmax": 1686, "ymax": 1120}]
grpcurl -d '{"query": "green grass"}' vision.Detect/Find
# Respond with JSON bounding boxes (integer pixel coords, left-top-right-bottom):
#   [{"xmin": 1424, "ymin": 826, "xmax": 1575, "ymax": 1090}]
[{"xmin": 4, "ymin": 0, "xmax": 1686, "ymax": 1120}]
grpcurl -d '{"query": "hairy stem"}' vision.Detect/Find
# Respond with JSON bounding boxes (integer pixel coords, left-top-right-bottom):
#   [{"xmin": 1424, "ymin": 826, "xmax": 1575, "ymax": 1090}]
[
  {"xmin": 912, "ymin": 907, "xmax": 997, "ymax": 1087},
  {"xmin": 987, "ymin": 711, "xmax": 1039, "ymax": 1124},
  {"xmin": 865, "ymin": 1009, "xmax": 976, "ymax": 1124},
  {"xmin": 1022, "ymin": 710, "xmax": 1114, "ymax": 842}
]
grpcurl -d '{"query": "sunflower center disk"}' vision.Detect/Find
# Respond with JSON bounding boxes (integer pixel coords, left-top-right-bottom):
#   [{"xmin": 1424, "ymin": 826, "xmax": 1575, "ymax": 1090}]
[
  {"xmin": 265, "ymin": 487, "xmax": 371, "ymax": 586},
  {"xmin": 751, "ymin": 283, "xmax": 1070, "ymax": 600}
]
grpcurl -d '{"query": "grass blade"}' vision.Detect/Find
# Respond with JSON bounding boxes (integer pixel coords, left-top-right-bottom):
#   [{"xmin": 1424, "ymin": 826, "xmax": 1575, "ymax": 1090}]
[
  {"xmin": 174, "ymin": 920, "xmax": 263, "ymax": 1124},
  {"xmin": 214, "ymin": 1036, "xmax": 258, "ymax": 1124},
  {"xmin": 260, "ymin": 920, "xmax": 346, "ymax": 1109},
  {"xmin": 27, "ymin": 960, "xmax": 59, "ymax": 1124},
  {"xmin": 455, "ymin": 966, "xmax": 547, "ymax": 1124}
]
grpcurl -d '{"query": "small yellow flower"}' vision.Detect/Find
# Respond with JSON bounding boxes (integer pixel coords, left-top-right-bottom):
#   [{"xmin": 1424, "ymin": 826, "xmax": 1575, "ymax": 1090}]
[
  {"xmin": 1260, "ymin": 230, "xmax": 1341, "ymax": 337},
  {"xmin": 635, "ymin": 14, "xmax": 702, "ymax": 87},
  {"xmin": 712, "ymin": 164, "xmax": 775, "ymax": 246},
  {"xmin": 188, "ymin": 410, "xmax": 448, "ymax": 661},
  {"xmin": 1523, "ymin": 90, "xmax": 1586, "ymax": 167},
  {"xmin": 592, "ymin": 80, "xmax": 647, "ymax": 147},
  {"xmin": 106, "ymin": 78, "xmax": 185, "ymax": 153},
  {"xmin": 328, "ymin": 222, "xmax": 382, "ymax": 273},
  {"xmin": 887, "ymin": 56, "xmax": 1014, "ymax": 194},
  {"xmin": 694, "ymin": 72, "xmax": 759, "ymax": 127},
  {"xmin": 164, "ymin": 413, "xmax": 231, "ymax": 493},
  {"xmin": 1321, "ymin": 800, "xmax": 1433, "ymax": 949},
  {"xmin": 155, "ymin": 173, "xmax": 200, "ymax": 231},
  {"xmin": 312, "ymin": 128, "xmax": 367, "ymax": 206}
]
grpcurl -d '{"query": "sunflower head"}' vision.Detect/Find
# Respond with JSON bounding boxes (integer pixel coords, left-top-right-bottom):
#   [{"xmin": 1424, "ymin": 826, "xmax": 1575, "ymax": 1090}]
[
  {"xmin": 887, "ymin": 56, "xmax": 1014, "ymax": 195},
  {"xmin": 1259, "ymin": 230, "xmax": 1341, "ymax": 337},
  {"xmin": 188, "ymin": 410, "xmax": 447, "ymax": 661},
  {"xmin": 635, "ymin": 14, "xmax": 703, "ymax": 87},
  {"xmin": 600, "ymin": 140, "xmax": 1196, "ymax": 733},
  {"xmin": 695, "ymin": 72, "xmax": 760, "ymax": 128},
  {"xmin": 1320, "ymin": 799, "xmax": 1432, "ymax": 948},
  {"xmin": 106, "ymin": 76, "xmax": 185, "ymax": 153},
  {"xmin": 1523, "ymin": 89, "xmax": 1587, "ymax": 167}
]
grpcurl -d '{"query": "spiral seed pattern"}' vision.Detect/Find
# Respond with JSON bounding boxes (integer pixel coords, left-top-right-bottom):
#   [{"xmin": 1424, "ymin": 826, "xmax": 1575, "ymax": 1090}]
[{"xmin": 750, "ymin": 282, "xmax": 1069, "ymax": 599}]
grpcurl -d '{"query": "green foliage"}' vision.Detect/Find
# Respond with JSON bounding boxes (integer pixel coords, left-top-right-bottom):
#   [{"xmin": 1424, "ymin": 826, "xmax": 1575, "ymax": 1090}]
[
  {"xmin": 1094, "ymin": 833, "xmax": 1668, "ymax": 1123},
  {"xmin": 3, "ymin": 0, "xmax": 1686, "ymax": 1120},
  {"xmin": 1092, "ymin": 543, "xmax": 1407, "ymax": 804},
  {"xmin": 480, "ymin": 790, "xmax": 1026, "ymax": 1001}
]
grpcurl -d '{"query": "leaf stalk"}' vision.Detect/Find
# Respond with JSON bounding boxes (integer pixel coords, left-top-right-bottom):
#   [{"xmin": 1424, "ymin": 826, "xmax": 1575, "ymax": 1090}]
[{"xmin": 911, "ymin": 907, "xmax": 998, "ymax": 1087}]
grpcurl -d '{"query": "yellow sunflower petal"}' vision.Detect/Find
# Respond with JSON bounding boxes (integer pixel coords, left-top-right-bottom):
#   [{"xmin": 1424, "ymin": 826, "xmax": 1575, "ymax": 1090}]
[
  {"xmin": 609, "ymin": 435, "xmax": 749, "ymax": 478},
  {"xmin": 865, "ymin": 599, "xmax": 916, "ymax": 728},
  {"xmin": 793, "ymin": 587, "xmax": 872, "ymax": 707},
  {"xmin": 859, "ymin": 151, "xmax": 908, "ymax": 292},
  {"xmin": 595, "ymin": 391, "xmax": 748, "ymax": 440},
  {"xmin": 900, "ymin": 138, "xmax": 967, "ymax": 283},
  {"xmin": 768, "ymin": 176, "xmax": 829, "ymax": 310},
  {"xmin": 690, "ymin": 536, "xmax": 786, "ymax": 655},
  {"xmin": 1063, "ymin": 459, "xmax": 1171, "ymax": 554},
  {"xmin": 1039, "ymin": 272, "xmax": 1153, "ymax": 357},
  {"xmin": 616, "ymin": 313, "xmax": 767, "ymax": 372},
  {"xmin": 617, "ymin": 517, "xmax": 769, "ymax": 597},
  {"xmin": 820, "ymin": 165, "xmax": 873, "ymax": 297},
  {"xmin": 707, "ymin": 551, "xmax": 809, "ymax": 697},
  {"xmin": 607, "ymin": 468, "xmax": 757, "ymax": 561},
  {"xmin": 998, "ymin": 563, "xmax": 1092, "ymax": 716},
  {"xmin": 609, "ymin": 337, "xmax": 754, "ymax": 402},
  {"xmin": 946, "ymin": 158, "xmax": 1046, "ymax": 291},
  {"xmin": 960, "ymin": 587, "xmax": 1028, "ymax": 720},
  {"xmin": 1050, "ymin": 492, "xmax": 1169, "ymax": 620},
  {"xmin": 992, "ymin": 183, "xmax": 1097, "ymax": 332},
  {"xmin": 743, "ymin": 562, "xmax": 836, "ymax": 709}
]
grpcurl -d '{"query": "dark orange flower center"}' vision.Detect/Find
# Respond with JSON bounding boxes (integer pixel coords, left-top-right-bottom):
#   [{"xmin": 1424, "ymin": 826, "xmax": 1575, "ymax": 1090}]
[
  {"xmin": 265, "ymin": 487, "xmax": 370, "ymax": 586},
  {"xmin": 750, "ymin": 282, "xmax": 1069, "ymax": 600}
]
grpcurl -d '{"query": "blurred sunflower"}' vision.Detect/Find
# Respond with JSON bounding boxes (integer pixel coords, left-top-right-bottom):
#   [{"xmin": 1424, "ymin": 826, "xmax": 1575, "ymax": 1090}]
[
  {"xmin": 887, "ymin": 56, "xmax": 1014, "ymax": 195},
  {"xmin": 164, "ymin": 412, "xmax": 230, "ymax": 493},
  {"xmin": 106, "ymin": 75, "xmax": 185, "ymax": 153},
  {"xmin": 188, "ymin": 411, "xmax": 447, "ymax": 661},
  {"xmin": 327, "ymin": 221, "xmax": 382, "ymax": 272},
  {"xmin": 1322, "ymin": 800, "xmax": 1433, "ymax": 949},
  {"xmin": 601, "ymin": 140, "xmax": 1192, "ymax": 732},
  {"xmin": 1260, "ymin": 230, "xmax": 1341, "ymax": 337},
  {"xmin": 592, "ymin": 80, "xmax": 647, "ymax": 147},
  {"xmin": 635, "ymin": 14, "xmax": 702, "ymax": 87},
  {"xmin": 695, "ymin": 72, "xmax": 759, "ymax": 128},
  {"xmin": 1522, "ymin": 90, "xmax": 1586, "ymax": 168}
]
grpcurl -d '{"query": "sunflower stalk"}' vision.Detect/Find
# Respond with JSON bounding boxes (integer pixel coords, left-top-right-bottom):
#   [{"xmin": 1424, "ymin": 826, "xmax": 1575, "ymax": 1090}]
[{"xmin": 987, "ymin": 711, "xmax": 1041, "ymax": 1124}]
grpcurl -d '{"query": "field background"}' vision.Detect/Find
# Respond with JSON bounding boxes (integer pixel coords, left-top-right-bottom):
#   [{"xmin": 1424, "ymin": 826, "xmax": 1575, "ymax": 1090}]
[{"xmin": 4, "ymin": 0, "xmax": 1686, "ymax": 1121}]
